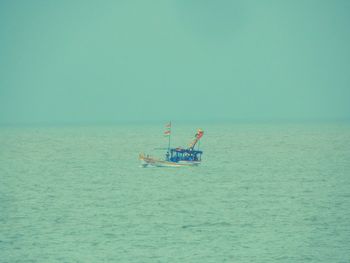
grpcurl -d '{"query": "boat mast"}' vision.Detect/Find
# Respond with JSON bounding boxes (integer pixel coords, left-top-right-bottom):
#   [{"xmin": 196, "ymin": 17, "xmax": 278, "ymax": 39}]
[
  {"xmin": 164, "ymin": 121, "xmax": 171, "ymax": 152},
  {"xmin": 168, "ymin": 121, "xmax": 171, "ymax": 152}
]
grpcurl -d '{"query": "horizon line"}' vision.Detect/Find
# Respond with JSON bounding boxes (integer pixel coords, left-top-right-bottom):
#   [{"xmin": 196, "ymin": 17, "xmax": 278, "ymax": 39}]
[{"xmin": 1, "ymin": 118, "xmax": 350, "ymax": 127}]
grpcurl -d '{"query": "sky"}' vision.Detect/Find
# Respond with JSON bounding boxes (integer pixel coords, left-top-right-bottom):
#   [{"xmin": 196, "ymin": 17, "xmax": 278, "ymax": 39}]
[{"xmin": 0, "ymin": 0, "xmax": 349, "ymax": 124}]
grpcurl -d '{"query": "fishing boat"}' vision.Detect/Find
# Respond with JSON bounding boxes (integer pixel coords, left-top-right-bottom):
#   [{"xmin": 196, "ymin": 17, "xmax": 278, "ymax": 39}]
[{"xmin": 139, "ymin": 122, "xmax": 204, "ymax": 168}]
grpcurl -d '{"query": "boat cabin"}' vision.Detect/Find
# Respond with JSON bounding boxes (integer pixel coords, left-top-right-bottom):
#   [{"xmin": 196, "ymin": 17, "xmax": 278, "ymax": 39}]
[{"xmin": 166, "ymin": 148, "xmax": 203, "ymax": 162}]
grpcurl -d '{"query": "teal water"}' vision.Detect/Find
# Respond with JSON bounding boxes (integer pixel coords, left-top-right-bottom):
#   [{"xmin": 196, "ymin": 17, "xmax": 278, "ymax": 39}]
[{"xmin": 1, "ymin": 123, "xmax": 350, "ymax": 262}]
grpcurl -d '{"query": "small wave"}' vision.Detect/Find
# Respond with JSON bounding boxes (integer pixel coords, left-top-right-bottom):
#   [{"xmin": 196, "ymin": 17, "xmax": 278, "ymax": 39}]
[{"xmin": 182, "ymin": 222, "xmax": 231, "ymax": 229}]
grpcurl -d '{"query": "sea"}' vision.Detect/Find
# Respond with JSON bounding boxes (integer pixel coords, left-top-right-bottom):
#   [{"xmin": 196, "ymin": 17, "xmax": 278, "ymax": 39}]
[{"xmin": 1, "ymin": 122, "xmax": 350, "ymax": 263}]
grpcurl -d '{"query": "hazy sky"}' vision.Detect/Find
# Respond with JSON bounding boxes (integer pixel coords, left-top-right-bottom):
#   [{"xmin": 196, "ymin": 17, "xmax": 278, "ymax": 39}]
[{"xmin": 1, "ymin": 0, "xmax": 349, "ymax": 124}]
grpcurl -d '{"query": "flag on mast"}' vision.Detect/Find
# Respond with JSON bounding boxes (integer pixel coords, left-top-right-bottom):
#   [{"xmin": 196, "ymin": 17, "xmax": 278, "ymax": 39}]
[
  {"xmin": 196, "ymin": 129, "xmax": 204, "ymax": 139},
  {"xmin": 164, "ymin": 121, "xmax": 171, "ymax": 136}
]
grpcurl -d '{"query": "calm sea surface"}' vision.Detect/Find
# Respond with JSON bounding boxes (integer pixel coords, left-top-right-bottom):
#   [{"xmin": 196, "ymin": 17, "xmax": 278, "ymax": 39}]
[{"xmin": 1, "ymin": 123, "xmax": 350, "ymax": 262}]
